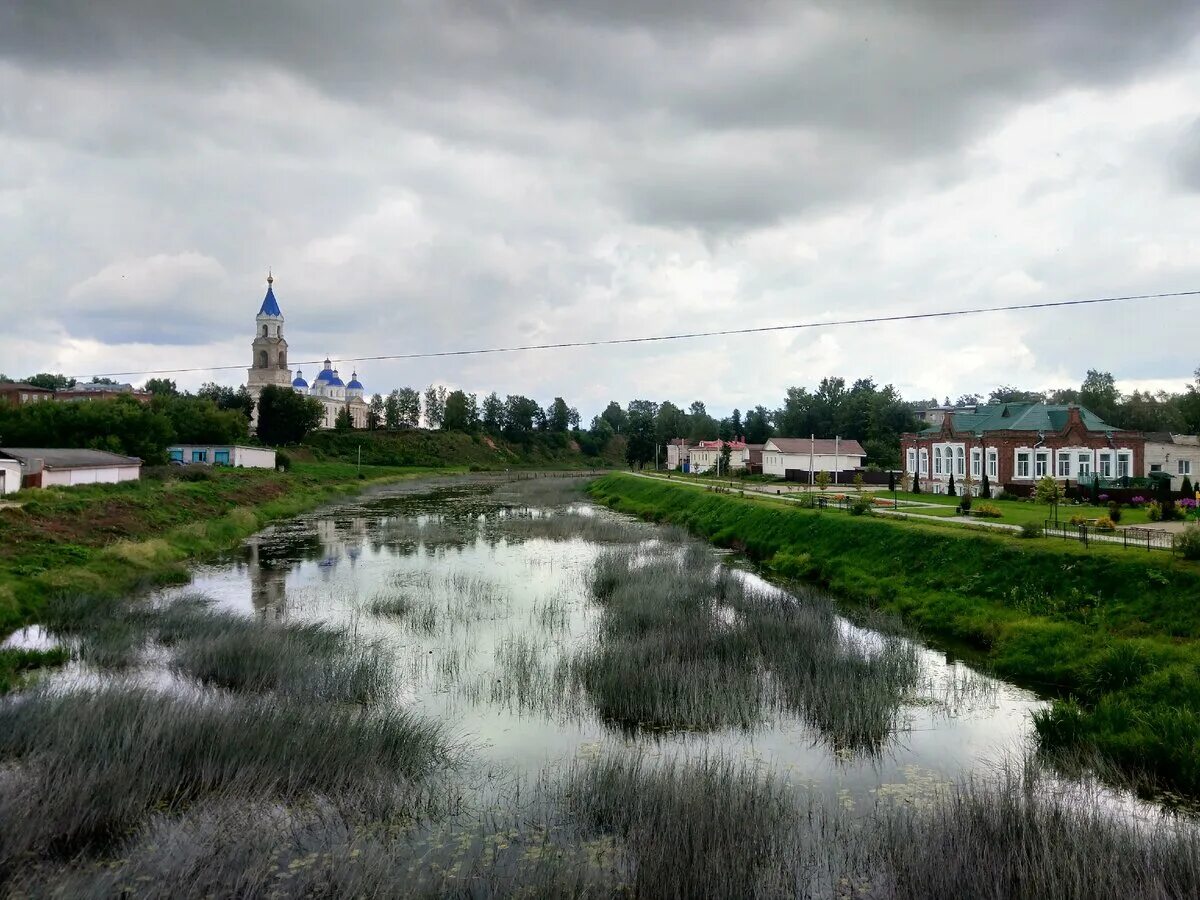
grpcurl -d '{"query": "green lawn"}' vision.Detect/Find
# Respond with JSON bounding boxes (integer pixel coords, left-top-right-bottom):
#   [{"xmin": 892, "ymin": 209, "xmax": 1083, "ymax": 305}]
[{"xmin": 885, "ymin": 493, "xmax": 1154, "ymax": 527}]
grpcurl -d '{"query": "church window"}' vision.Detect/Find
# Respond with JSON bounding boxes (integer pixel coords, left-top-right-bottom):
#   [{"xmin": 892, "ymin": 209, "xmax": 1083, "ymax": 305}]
[
  {"xmin": 277, "ymin": 350, "xmax": 287, "ymax": 369},
  {"xmin": 258, "ymin": 350, "xmax": 268, "ymax": 368},
  {"xmin": 262, "ymin": 325, "xmax": 268, "ymax": 337}
]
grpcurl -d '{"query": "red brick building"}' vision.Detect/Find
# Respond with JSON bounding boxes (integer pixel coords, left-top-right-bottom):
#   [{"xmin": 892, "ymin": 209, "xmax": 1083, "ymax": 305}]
[
  {"xmin": 900, "ymin": 403, "xmax": 1144, "ymax": 497},
  {"xmin": 0, "ymin": 382, "xmax": 53, "ymax": 407}
]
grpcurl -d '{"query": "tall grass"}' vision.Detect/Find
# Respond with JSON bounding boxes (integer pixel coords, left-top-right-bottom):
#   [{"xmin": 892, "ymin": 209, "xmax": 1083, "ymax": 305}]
[
  {"xmin": 495, "ymin": 511, "xmax": 650, "ymax": 543},
  {"xmin": 562, "ymin": 753, "xmax": 799, "ymax": 898},
  {"xmin": 566, "ymin": 546, "xmax": 919, "ymax": 746},
  {"xmin": 0, "ymin": 686, "xmax": 447, "ymax": 868}
]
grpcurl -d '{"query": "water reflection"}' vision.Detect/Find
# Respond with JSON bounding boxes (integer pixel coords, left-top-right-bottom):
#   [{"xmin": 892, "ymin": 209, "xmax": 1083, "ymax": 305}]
[{"xmin": 152, "ymin": 477, "xmax": 1050, "ymax": 808}]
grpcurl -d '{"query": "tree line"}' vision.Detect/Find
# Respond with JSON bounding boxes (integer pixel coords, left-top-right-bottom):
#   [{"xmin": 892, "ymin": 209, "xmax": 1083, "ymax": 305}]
[{"xmin": 0, "ymin": 378, "xmax": 253, "ymax": 465}]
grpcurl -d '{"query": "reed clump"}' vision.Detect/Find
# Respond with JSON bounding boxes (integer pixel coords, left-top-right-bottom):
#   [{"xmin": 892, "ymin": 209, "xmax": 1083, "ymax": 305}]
[{"xmin": 0, "ymin": 686, "xmax": 447, "ymax": 868}]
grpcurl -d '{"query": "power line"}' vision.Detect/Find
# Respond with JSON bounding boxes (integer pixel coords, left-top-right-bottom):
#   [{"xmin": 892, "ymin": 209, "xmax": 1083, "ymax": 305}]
[{"xmin": 71, "ymin": 288, "xmax": 1199, "ymax": 380}]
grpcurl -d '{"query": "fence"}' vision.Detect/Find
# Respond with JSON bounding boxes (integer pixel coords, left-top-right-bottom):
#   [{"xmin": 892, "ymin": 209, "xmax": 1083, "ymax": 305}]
[{"xmin": 1043, "ymin": 518, "xmax": 1175, "ymax": 552}]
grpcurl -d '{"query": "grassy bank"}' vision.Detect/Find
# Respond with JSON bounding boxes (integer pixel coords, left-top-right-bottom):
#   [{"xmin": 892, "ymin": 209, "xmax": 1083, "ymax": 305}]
[
  {"xmin": 302, "ymin": 428, "xmax": 625, "ymax": 470},
  {"xmin": 0, "ymin": 461, "xmax": 443, "ymax": 644},
  {"xmin": 589, "ymin": 473, "xmax": 1200, "ymax": 796}
]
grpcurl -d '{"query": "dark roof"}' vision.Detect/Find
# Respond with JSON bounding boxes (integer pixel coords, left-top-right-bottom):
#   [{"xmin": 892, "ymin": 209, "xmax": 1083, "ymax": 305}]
[
  {"xmin": 766, "ymin": 437, "xmax": 868, "ymax": 456},
  {"xmin": 0, "ymin": 448, "xmax": 142, "ymax": 469},
  {"xmin": 923, "ymin": 402, "xmax": 1116, "ymax": 435},
  {"xmin": 0, "ymin": 382, "xmax": 53, "ymax": 393},
  {"xmin": 258, "ymin": 283, "xmax": 282, "ymax": 317}
]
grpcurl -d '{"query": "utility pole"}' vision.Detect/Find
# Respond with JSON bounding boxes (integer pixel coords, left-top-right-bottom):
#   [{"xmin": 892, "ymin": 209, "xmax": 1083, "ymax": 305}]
[
  {"xmin": 357, "ymin": 444, "xmax": 362, "ymax": 475},
  {"xmin": 834, "ymin": 435, "xmax": 840, "ymax": 486},
  {"xmin": 809, "ymin": 434, "xmax": 815, "ymax": 491}
]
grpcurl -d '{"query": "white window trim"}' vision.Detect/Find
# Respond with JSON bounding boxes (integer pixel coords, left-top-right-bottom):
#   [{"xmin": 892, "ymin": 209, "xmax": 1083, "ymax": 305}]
[
  {"xmin": 987, "ymin": 450, "xmax": 997, "ymax": 478},
  {"xmin": 1057, "ymin": 451, "xmax": 1071, "ymax": 478},
  {"xmin": 1116, "ymin": 449, "xmax": 1132, "ymax": 479},
  {"xmin": 1076, "ymin": 450, "xmax": 1092, "ymax": 478},
  {"xmin": 1034, "ymin": 450, "xmax": 1049, "ymax": 479},
  {"xmin": 1098, "ymin": 451, "xmax": 1113, "ymax": 479},
  {"xmin": 919, "ymin": 449, "xmax": 928, "ymax": 475},
  {"xmin": 955, "ymin": 446, "xmax": 965, "ymax": 476},
  {"xmin": 1015, "ymin": 448, "xmax": 1033, "ymax": 480},
  {"xmin": 1179, "ymin": 459, "xmax": 1192, "ymax": 476},
  {"xmin": 970, "ymin": 449, "xmax": 982, "ymax": 477},
  {"xmin": 907, "ymin": 449, "xmax": 917, "ymax": 474}
]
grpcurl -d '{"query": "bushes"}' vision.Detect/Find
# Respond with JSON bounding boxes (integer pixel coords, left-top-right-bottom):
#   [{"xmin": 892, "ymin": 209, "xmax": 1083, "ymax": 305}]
[
  {"xmin": 1107, "ymin": 501, "xmax": 1122, "ymax": 524},
  {"xmin": 1148, "ymin": 501, "xmax": 1163, "ymax": 522},
  {"xmin": 1095, "ymin": 516, "xmax": 1116, "ymax": 532},
  {"xmin": 1019, "ymin": 522, "xmax": 1043, "ymax": 539},
  {"xmin": 972, "ymin": 503, "xmax": 1002, "ymax": 518},
  {"xmin": 1176, "ymin": 524, "xmax": 1200, "ymax": 561}
]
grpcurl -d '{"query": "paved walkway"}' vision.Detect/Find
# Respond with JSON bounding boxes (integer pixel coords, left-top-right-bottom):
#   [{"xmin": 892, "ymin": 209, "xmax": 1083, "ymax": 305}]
[{"xmin": 630, "ymin": 472, "xmax": 1174, "ymax": 550}]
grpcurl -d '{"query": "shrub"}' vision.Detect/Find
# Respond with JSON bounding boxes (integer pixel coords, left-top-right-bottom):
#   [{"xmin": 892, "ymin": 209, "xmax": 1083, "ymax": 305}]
[
  {"xmin": 178, "ymin": 465, "xmax": 215, "ymax": 482},
  {"xmin": 972, "ymin": 503, "xmax": 1002, "ymax": 518},
  {"xmin": 1148, "ymin": 501, "xmax": 1162, "ymax": 522},
  {"xmin": 849, "ymin": 496, "xmax": 872, "ymax": 516},
  {"xmin": 274, "ymin": 449, "xmax": 292, "ymax": 471},
  {"xmin": 960, "ymin": 492, "xmax": 973, "ymax": 512},
  {"xmin": 997, "ymin": 490, "xmax": 1018, "ymax": 501},
  {"xmin": 1069, "ymin": 514, "xmax": 1087, "ymax": 526},
  {"xmin": 1176, "ymin": 524, "xmax": 1200, "ymax": 560},
  {"xmin": 1019, "ymin": 522, "xmax": 1043, "ymax": 539},
  {"xmin": 1107, "ymin": 501, "xmax": 1122, "ymax": 524},
  {"xmin": 1095, "ymin": 516, "xmax": 1116, "ymax": 532}
]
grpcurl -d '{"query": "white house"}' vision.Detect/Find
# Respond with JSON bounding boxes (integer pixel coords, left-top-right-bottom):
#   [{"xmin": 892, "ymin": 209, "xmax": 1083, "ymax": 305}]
[
  {"xmin": 0, "ymin": 448, "xmax": 142, "ymax": 489},
  {"xmin": 665, "ymin": 439, "xmax": 690, "ymax": 471},
  {"xmin": 168, "ymin": 444, "xmax": 278, "ymax": 469},
  {"xmin": 1144, "ymin": 433, "xmax": 1200, "ymax": 490},
  {"xmin": 689, "ymin": 440, "xmax": 748, "ymax": 475},
  {"xmin": 762, "ymin": 438, "xmax": 867, "ymax": 480},
  {"xmin": 0, "ymin": 458, "xmax": 22, "ymax": 496}
]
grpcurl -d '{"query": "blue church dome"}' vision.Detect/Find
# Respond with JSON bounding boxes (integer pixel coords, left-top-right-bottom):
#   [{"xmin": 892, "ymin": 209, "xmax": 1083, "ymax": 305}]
[
  {"xmin": 291, "ymin": 371, "xmax": 308, "ymax": 389},
  {"xmin": 314, "ymin": 358, "xmax": 335, "ymax": 383},
  {"xmin": 328, "ymin": 370, "xmax": 345, "ymax": 388},
  {"xmin": 347, "ymin": 371, "xmax": 364, "ymax": 390}
]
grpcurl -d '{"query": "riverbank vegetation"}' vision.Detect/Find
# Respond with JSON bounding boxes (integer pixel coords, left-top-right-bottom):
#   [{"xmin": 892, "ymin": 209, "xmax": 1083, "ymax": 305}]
[
  {"xmin": 4, "ymin": 476, "xmax": 1200, "ymax": 896},
  {"xmin": 589, "ymin": 473, "xmax": 1200, "ymax": 796},
  {"xmin": 0, "ymin": 461, "xmax": 437, "ymax": 643}
]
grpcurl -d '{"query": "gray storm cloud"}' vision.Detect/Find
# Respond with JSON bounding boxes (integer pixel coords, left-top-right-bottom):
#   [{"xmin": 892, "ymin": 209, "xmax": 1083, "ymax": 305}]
[{"xmin": 2, "ymin": 1, "xmax": 1199, "ymax": 408}]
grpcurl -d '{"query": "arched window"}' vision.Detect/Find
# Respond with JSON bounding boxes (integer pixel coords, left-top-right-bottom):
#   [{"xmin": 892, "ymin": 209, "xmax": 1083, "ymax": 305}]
[
  {"xmin": 262, "ymin": 324, "xmax": 268, "ymax": 337},
  {"xmin": 955, "ymin": 446, "xmax": 965, "ymax": 475},
  {"xmin": 934, "ymin": 447, "xmax": 943, "ymax": 475},
  {"xmin": 277, "ymin": 350, "xmax": 287, "ymax": 369},
  {"xmin": 258, "ymin": 350, "xmax": 268, "ymax": 368}
]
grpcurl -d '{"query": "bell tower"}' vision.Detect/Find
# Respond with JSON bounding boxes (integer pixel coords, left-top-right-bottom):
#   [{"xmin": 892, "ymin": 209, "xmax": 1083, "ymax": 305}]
[{"xmin": 246, "ymin": 272, "xmax": 294, "ymax": 426}]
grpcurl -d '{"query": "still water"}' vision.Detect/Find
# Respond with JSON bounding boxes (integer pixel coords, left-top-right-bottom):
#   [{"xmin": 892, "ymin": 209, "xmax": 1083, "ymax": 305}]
[{"xmin": 143, "ymin": 474, "xmax": 1047, "ymax": 807}]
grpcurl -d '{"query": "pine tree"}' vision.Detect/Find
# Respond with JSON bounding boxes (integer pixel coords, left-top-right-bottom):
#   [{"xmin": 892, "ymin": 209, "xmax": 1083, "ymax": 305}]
[
  {"xmin": 912, "ymin": 470, "xmax": 921, "ymax": 494},
  {"xmin": 980, "ymin": 469, "xmax": 990, "ymax": 499},
  {"xmin": 1182, "ymin": 474, "xmax": 1194, "ymax": 496},
  {"xmin": 947, "ymin": 472, "xmax": 956, "ymax": 496},
  {"xmin": 334, "ymin": 405, "xmax": 353, "ymax": 432}
]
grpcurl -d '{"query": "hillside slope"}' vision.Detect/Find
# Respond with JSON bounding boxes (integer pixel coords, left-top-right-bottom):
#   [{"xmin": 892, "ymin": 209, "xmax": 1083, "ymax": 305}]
[{"xmin": 300, "ymin": 429, "xmax": 624, "ymax": 470}]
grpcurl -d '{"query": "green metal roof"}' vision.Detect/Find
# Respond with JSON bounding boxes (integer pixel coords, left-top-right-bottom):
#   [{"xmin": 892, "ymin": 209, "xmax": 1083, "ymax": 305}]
[{"xmin": 942, "ymin": 403, "xmax": 1115, "ymax": 435}]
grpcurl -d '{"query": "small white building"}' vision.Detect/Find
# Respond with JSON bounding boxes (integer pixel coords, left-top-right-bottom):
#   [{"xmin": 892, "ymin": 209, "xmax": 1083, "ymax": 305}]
[
  {"xmin": 665, "ymin": 439, "xmax": 690, "ymax": 471},
  {"xmin": 689, "ymin": 440, "xmax": 748, "ymax": 475},
  {"xmin": 0, "ymin": 458, "xmax": 22, "ymax": 496},
  {"xmin": 762, "ymin": 438, "xmax": 867, "ymax": 480},
  {"xmin": 0, "ymin": 448, "xmax": 142, "ymax": 489},
  {"xmin": 168, "ymin": 444, "xmax": 278, "ymax": 469},
  {"xmin": 1144, "ymin": 433, "xmax": 1200, "ymax": 490}
]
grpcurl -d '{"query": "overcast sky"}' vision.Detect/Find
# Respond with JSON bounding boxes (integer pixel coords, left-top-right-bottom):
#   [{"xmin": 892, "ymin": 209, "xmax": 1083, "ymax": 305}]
[{"xmin": 4, "ymin": 1, "xmax": 1200, "ymax": 416}]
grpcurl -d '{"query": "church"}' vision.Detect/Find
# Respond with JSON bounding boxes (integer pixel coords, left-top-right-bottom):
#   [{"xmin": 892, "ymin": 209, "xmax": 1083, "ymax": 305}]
[{"xmin": 245, "ymin": 275, "xmax": 370, "ymax": 430}]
